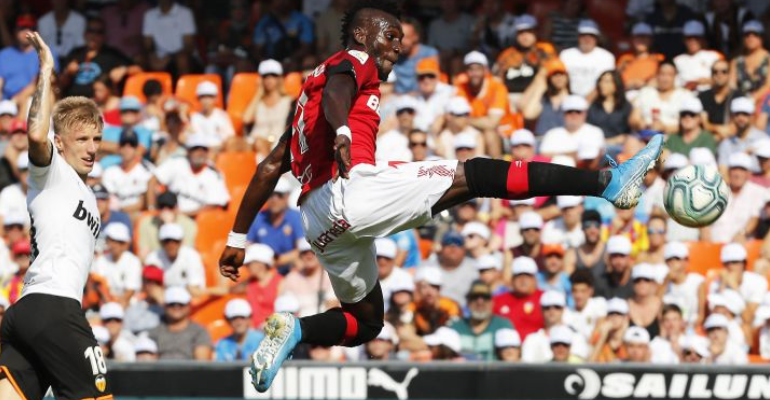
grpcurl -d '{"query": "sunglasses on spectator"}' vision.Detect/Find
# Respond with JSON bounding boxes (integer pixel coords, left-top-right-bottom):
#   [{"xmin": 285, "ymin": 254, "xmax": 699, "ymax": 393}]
[
  {"xmin": 542, "ymin": 305, "xmax": 564, "ymax": 310},
  {"xmin": 551, "ymin": 342, "xmax": 570, "ymax": 347},
  {"xmin": 468, "ymin": 294, "xmax": 491, "ymax": 301},
  {"xmin": 418, "ymin": 74, "xmax": 437, "ymax": 81},
  {"xmin": 680, "ymin": 112, "xmax": 697, "ymax": 118},
  {"xmin": 465, "ymin": 233, "xmax": 483, "ymax": 240},
  {"xmin": 633, "ymin": 278, "xmax": 654, "ymax": 283},
  {"xmin": 521, "ymin": 227, "xmax": 540, "ymax": 232},
  {"xmin": 161, "ymin": 239, "xmax": 182, "ymax": 244},
  {"xmin": 582, "ymin": 221, "xmax": 601, "ymax": 229},
  {"xmin": 409, "ymin": 141, "xmax": 427, "ymax": 148},
  {"xmin": 166, "ymin": 303, "xmax": 186, "ymax": 308},
  {"xmin": 103, "ymin": 318, "xmax": 122, "ymax": 323},
  {"xmin": 450, "ymin": 112, "xmax": 470, "ymax": 117},
  {"xmin": 565, "ymin": 110, "xmax": 584, "ymax": 114},
  {"xmin": 396, "ymin": 109, "xmax": 416, "ymax": 116},
  {"xmin": 712, "ymin": 68, "xmax": 729, "ymax": 75},
  {"xmin": 647, "ymin": 228, "xmax": 665, "ymax": 234},
  {"xmin": 456, "ymin": 146, "xmax": 474, "ymax": 151}
]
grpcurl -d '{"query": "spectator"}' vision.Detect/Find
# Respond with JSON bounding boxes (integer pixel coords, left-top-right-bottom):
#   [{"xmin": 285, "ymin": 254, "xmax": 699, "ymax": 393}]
[
  {"xmin": 475, "ymin": 254, "xmax": 506, "ymax": 295},
  {"xmin": 708, "ymin": 290, "xmax": 748, "ymax": 348},
  {"xmin": 393, "ymin": 18, "xmax": 438, "ymax": 94},
  {"xmin": 709, "ymin": 154, "xmax": 767, "ymax": 242},
  {"xmin": 650, "ymin": 304, "xmax": 687, "ymax": 363},
  {"xmin": 101, "ymin": 96, "xmax": 153, "ymax": 169},
  {"xmin": 136, "ymin": 191, "xmax": 197, "ymax": 259},
  {"xmin": 542, "ymin": 0, "xmax": 585, "ymax": 51},
  {"xmin": 565, "ymin": 210, "xmax": 606, "ymax": 275},
  {"xmin": 281, "ymin": 240, "xmax": 333, "ymax": 318},
  {"xmin": 315, "ymin": 0, "xmax": 349, "ymax": 59},
  {"xmin": 680, "ymin": 334, "xmax": 711, "ymax": 364},
  {"xmin": 93, "ymin": 184, "xmax": 132, "ymax": 254},
  {"xmin": 436, "ymin": 97, "xmax": 484, "ymax": 160},
  {"xmin": 492, "ymin": 198, "xmax": 536, "ymax": 253},
  {"xmin": 376, "ymin": 96, "xmax": 416, "ymax": 162},
  {"xmin": 0, "ymin": 295, "xmax": 8, "ymax": 326},
  {"xmin": 38, "ymin": 0, "xmax": 85, "ymax": 63},
  {"xmin": 548, "ymin": 325, "xmax": 577, "ymax": 363},
  {"xmin": 145, "ymin": 223, "xmax": 206, "ymax": 297},
  {"xmin": 661, "ymin": 242, "xmax": 705, "ymax": 329},
  {"xmin": 700, "ymin": 59, "xmax": 740, "ymax": 139},
  {"xmin": 540, "ymin": 95, "xmax": 605, "ymax": 157},
  {"xmin": 509, "ymin": 130, "xmax": 541, "ymax": 163},
  {"xmin": 362, "ymin": 323, "xmax": 398, "ymax": 360},
  {"xmin": 148, "ymin": 287, "xmax": 212, "ymax": 360},
  {"xmin": 455, "ymin": 51, "xmax": 514, "ymax": 157},
  {"xmin": 590, "ymin": 297, "xmax": 630, "ymax": 362},
  {"xmin": 412, "ymin": 58, "xmax": 455, "ymax": 134},
  {"xmin": 252, "ymin": 0, "xmax": 314, "ymax": 71},
  {"xmin": 423, "ymin": 231, "xmax": 477, "ymax": 307},
  {"xmin": 93, "ymin": 223, "xmax": 142, "ymax": 307},
  {"xmin": 564, "ymin": 269, "xmax": 607, "ymax": 340},
  {"xmin": 617, "ymin": 23, "xmax": 663, "ymax": 91},
  {"xmin": 153, "ymin": 111, "xmax": 187, "ymax": 166},
  {"xmin": 376, "ymin": 238, "xmax": 412, "ymax": 307},
  {"xmin": 450, "ymin": 280, "xmax": 514, "ymax": 361},
  {"xmin": 409, "ymin": 266, "xmax": 461, "ymax": 336},
  {"xmin": 189, "ymin": 81, "xmax": 235, "ymax": 151},
  {"xmin": 522, "ymin": 291, "xmax": 587, "ymax": 362},
  {"xmin": 92, "ymin": 75, "xmax": 120, "ymax": 114},
  {"xmin": 427, "ymin": 0, "xmax": 475, "ymax": 59},
  {"xmin": 630, "ymin": 61, "xmax": 694, "ymax": 134},
  {"xmin": 143, "ymin": 0, "xmax": 197, "ymax": 75},
  {"xmin": 92, "ymin": 326, "xmax": 112, "ymax": 359},
  {"xmin": 408, "ymin": 129, "xmax": 430, "ymax": 162},
  {"xmin": 635, "ymin": 216, "xmax": 667, "ymax": 265},
  {"xmin": 461, "ymin": 222, "xmax": 493, "ymax": 260},
  {"xmin": 0, "ymin": 15, "xmax": 59, "ymax": 102},
  {"xmin": 102, "ymin": 129, "xmax": 154, "ymax": 214},
  {"xmin": 423, "ymin": 326, "xmax": 463, "ymax": 361},
  {"xmin": 214, "ymin": 299, "xmax": 265, "ymax": 361},
  {"xmin": 710, "ymin": 243, "xmax": 767, "ymax": 326},
  {"xmin": 0, "ymin": 150, "xmax": 28, "ymax": 223},
  {"xmin": 471, "ymin": 0, "xmax": 516, "ymax": 58},
  {"xmin": 1, "ymin": 239, "xmax": 30, "ymax": 304},
  {"xmin": 100, "ymin": 0, "xmax": 151, "ymax": 62},
  {"xmin": 609, "ymin": 208, "xmax": 649, "ymax": 257},
  {"xmin": 0, "ymin": 100, "xmax": 18, "ymax": 135},
  {"xmin": 149, "ymin": 134, "xmax": 230, "ymax": 216},
  {"xmin": 246, "ymin": 177, "xmax": 302, "ymax": 272},
  {"xmin": 587, "ymin": 71, "xmax": 632, "ymax": 146},
  {"xmin": 674, "ymin": 20, "xmax": 724, "ymax": 91},
  {"xmin": 520, "ymin": 58, "xmax": 570, "ymax": 136},
  {"xmin": 538, "ymin": 244, "xmax": 572, "ymax": 306},
  {"xmin": 543, "ymin": 196, "xmax": 585, "ymax": 250},
  {"xmin": 512, "ymin": 211, "xmax": 544, "ymax": 267},
  {"xmin": 647, "ymin": 0, "xmax": 695, "ymax": 60},
  {"xmin": 123, "ymin": 265, "xmax": 165, "ymax": 335},
  {"xmin": 628, "ymin": 264, "xmax": 663, "ymax": 338},
  {"xmin": 559, "ymin": 19, "xmax": 615, "ymax": 97},
  {"xmin": 243, "ymin": 59, "xmax": 293, "ymax": 157},
  {"xmin": 622, "ymin": 326, "xmax": 652, "ymax": 362},
  {"xmin": 705, "ymin": 0, "xmax": 755, "ymax": 57},
  {"xmin": 753, "ymin": 141, "xmax": 770, "ymax": 187},
  {"xmin": 731, "ymin": 21, "xmax": 770, "ymax": 102},
  {"xmin": 390, "ymin": 229, "xmax": 422, "ymax": 269},
  {"xmin": 667, "ymin": 97, "xmax": 718, "ymax": 157},
  {"xmin": 494, "ymin": 256, "xmax": 544, "ymax": 339},
  {"xmin": 60, "ymin": 17, "xmax": 136, "ymax": 99},
  {"xmin": 718, "ymin": 98, "xmax": 767, "ymax": 169},
  {"xmin": 204, "ymin": 0, "xmax": 253, "ymax": 87},
  {"xmin": 705, "ymin": 313, "xmax": 748, "ymax": 365},
  {"xmin": 595, "ymin": 236, "xmax": 634, "ymax": 299},
  {"xmin": 134, "ymin": 336, "xmax": 159, "ymax": 362},
  {"xmin": 99, "ymin": 302, "xmax": 136, "ymax": 361},
  {"xmin": 494, "ymin": 328, "xmax": 522, "ymax": 362},
  {"xmin": 235, "ymin": 244, "xmax": 282, "ymax": 329},
  {"xmin": 495, "ymin": 14, "xmax": 556, "ymax": 106}
]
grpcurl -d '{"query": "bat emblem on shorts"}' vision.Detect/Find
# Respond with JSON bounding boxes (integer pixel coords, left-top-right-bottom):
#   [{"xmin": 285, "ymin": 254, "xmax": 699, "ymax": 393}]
[{"xmin": 95, "ymin": 374, "xmax": 107, "ymax": 392}]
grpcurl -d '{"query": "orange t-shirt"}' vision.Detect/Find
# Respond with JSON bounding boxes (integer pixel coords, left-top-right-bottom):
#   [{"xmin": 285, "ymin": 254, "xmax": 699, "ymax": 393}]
[
  {"xmin": 617, "ymin": 53, "xmax": 665, "ymax": 87},
  {"xmin": 455, "ymin": 75, "xmax": 520, "ymax": 136},
  {"xmin": 496, "ymin": 42, "xmax": 557, "ymax": 71},
  {"xmin": 408, "ymin": 297, "xmax": 461, "ymax": 335}
]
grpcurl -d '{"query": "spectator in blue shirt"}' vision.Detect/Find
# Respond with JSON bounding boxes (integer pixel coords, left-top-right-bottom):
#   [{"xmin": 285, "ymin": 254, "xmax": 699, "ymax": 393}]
[
  {"xmin": 393, "ymin": 17, "xmax": 439, "ymax": 94},
  {"xmin": 0, "ymin": 15, "xmax": 60, "ymax": 102},
  {"xmin": 247, "ymin": 177, "xmax": 303, "ymax": 273},
  {"xmin": 252, "ymin": 0, "xmax": 314, "ymax": 71},
  {"xmin": 537, "ymin": 243, "xmax": 574, "ymax": 308},
  {"xmin": 101, "ymin": 96, "xmax": 153, "ymax": 168},
  {"xmin": 214, "ymin": 299, "xmax": 264, "ymax": 361},
  {"xmin": 389, "ymin": 229, "xmax": 421, "ymax": 268}
]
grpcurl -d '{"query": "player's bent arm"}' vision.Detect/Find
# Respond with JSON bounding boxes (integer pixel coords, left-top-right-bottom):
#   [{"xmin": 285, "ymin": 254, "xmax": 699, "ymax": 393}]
[
  {"xmin": 322, "ymin": 74, "xmax": 356, "ymax": 130},
  {"xmin": 27, "ymin": 32, "xmax": 56, "ymax": 167}
]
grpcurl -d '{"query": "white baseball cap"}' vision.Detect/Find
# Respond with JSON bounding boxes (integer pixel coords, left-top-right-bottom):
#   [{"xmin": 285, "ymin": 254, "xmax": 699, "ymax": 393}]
[
  {"xmin": 709, "ymin": 289, "xmax": 745, "ymax": 316},
  {"xmin": 727, "ymin": 152, "xmax": 753, "ymax": 170},
  {"xmin": 680, "ymin": 334, "xmax": 710, "ymax": 358},
  {"xmin": 664, "ymin": 241, "xmax": 689, "ymax": 260},
  {"xmin": 463, "ymin": 51, "xmax": 488, "ymax": 67},
  {"xmin": 16, "ymin": 151, "xmax": 28, "ymax": 170},
  {"xmin": 158, "ymin": 223, "xmax": 184, "ymax": 241},
  {"xmin": 415, "ymin": 266, "xmax": 442, "ymax": 286},
  {"xmin": 518, "ymin": 211, "xmax": 543, "ymax": 230},
  {"xmin": 754, "ymin": 306, "xmax": 770, "ymax": 327},
  {"xmin": 680, "ymin": 97, "xmax": 704, "ymax": 114},
  {"xmin": 631, "ymin": 263, "xmax": 657, "ymax": 281},
  {"xmin": 731, "ymin": 97, "xmax": 755, "ymax": 114},
  {"xmin": 754, "ymin": 139, "xmax": 770, "ymax": 159},
  {"xmin": 3, "ymin": 212, "xmax": 26, "ymax": 227},
  {"xmin": 389, "ymin": 271, "xmax": 415, "ymax": 293},
  {"xmin": 509, "ymin": 198, "xmax": 536, "ymax": 207},
  {"xmin": 376, "ymin": 322, "xmax": 399, "ymax": 344},
  {"xmin": 89, "ymin": 162, "xmax": 103, "ymax": 179},
  {"xmin": 511, "ymin": 129, "xmax": 536, "ymax": 147},
  {"xmin": 721, "ymin": 243, "xmax": 747, "ymax": 263},
  {"xmin": 105, "ymin": 222, "xmax": 131, "ymax": 243},
  {"xmin": 606, "ymin": 235, "xmax": 632, "ymax": 256},
  {"xmin": 663, "ymin": 153, "xmax": 689, "ymax": 170},
  {"xmin": 562, "ymin": 95, "xmax": 588, "ymax": 112},
  {"xmin": 704, "ymin": 313, "xmax": 729, "ymax": 330},
  {"xmin": 447, "ymin": 96, "xmax": 472, "ymax": 115},
  {"xmin": 273, "ymin": 177, "xmax": 293, "ymax": 194},
  {"xmin": 423, "ymin": 326, "xmax": 462, "ymax": 353},
  {"xmin": 274, "ymin": 293, "xmax": 300, "ymax": 313},
  {"xmin": 196, "ymin": 81, "xmax": 219, "ymax": 97},
  {"xmin": 541, "ymin": 290, "xmax": 567, "ymax": 308},
  {"xmin": 258, "ymin": 59, "xmax": 283, "ymax": 76},
  {"xmin": 689, "ymin": 147, "xmax": 717, "ymax": 167},
  {"xmin": 92, "ymin": 326, "xmax": 110, "ymax": 345},
  {"xmin": 549, "ymin": 325, "xmax": 574, "ymax": 345},
  {"xmin": 244, "ymin": 243, "xmax": 275, "ymax": 265},
  {"xmin": 0, "ymin": 100, "xmax": 18, "ymax": 116},
  {"xmin": 623, "ymin": 326, "xmax": 651, "ymax": 344},
  {"xmin": 99, "ymin": 302, "xmax": 125, "ymax": 320},
  {"xmin": 224, "ymin": 298, "xmax": 252, "ymax": 319},
  {"xmin": 185, "ymin": 133, "xmax": 213, "ymax": 149},
  {"xmin": 462, "ymin": 221, "xmax": 491, "ymax": 241},
  {"xmin": 164, "ymin": 286, "xmax": 192, "ymax": 305},
  {"xmin": 577, "ymin": 142, "xmax": 602, "ymax": 160},
  {"xmin": 375, "ymin": 238, "xmax": 398, "ymax": 259},
  {"xmin": 395, "ymin": 96, "xmax": 419, "ymax": 113},
  {"xmin": 476, "ymin": 254, "xmax": 502, "ymax": 271},
  {"xmin": 297, "ymin": 238, "xmax": 312, "ymax": 253},
  {"xmin": 557, "ymin": 196, "xmax": 583, "ymax": 209},
  {"xmin": 512, "ymin": 256, "xmax": 538, "ymax": 276},
  {"xmin": 577, "ymin": 19, "xmax": 600, "ymax": 35},
  {"xmin": 495, "ymin": 328, "xmax": 521, "ymax": 348},
  {"xmin": 134, "ymin": 336, "xmax": 158, "ymax": 354},
  {"xmin": 453, "ymin": 132, "xmax": 477, "ymax": 149},
  {"xmin": 607, "ymin": 297, "xmax": 629, "ymax": 315}
]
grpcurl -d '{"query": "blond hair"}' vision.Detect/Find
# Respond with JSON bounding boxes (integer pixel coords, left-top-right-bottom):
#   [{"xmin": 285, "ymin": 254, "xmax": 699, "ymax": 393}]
[{"xmin": 52, "ymin": 96, "xmax": 103, "ymax": 135}]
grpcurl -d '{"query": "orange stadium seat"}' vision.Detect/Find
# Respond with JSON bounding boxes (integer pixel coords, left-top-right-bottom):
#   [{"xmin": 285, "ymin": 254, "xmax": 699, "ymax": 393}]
[
  {"xmin": 175, "ymin": 74, "xmax": 224, "ymax": 112},
  {"xmin": 201, "ymin": 238, "xmax": 228, "ymax": 288},
  {"xmin": 206, "ymin": 319, "xmax": 233, "ymax": 343},
  {"xmin": 227, "ymin": 73, "xmax": 260, "ymax": 135},
  {"xmin": 196, "ymin": 209, "xmax": 233, "ymax": 253},
  {"xmin": 746, "ymin": 240, "xmax": 763, "ymax": 271},
  {"xmin": 686, "ymin": 241, "xmax": 723, "ymax": 276},
  {"xmin": 284, "ymin": 72, "xmax": 304, "ymax": 99},
  {"xmin": 191, "ymin": 294, "xmax": 240, "ymax": 325},
  {"xmin": 227, "ymin": 185, "xmax": 249, "ymax": 219},
  {"xmin": 123, "ymin": 72, "xmax": 173, "ymax": 103},
  {"xmin": 215, "ymin": 151, "xmax": 257, "ymax": 192}
]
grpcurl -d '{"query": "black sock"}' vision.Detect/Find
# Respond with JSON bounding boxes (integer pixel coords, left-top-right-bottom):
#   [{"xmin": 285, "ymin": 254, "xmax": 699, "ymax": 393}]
[
  {"xmin": 527, "ymin": 162, "xmax": 609, "ymax": 197},
  {"xmin": 300, "ymin": 309, "xmax": 347, "ymax": 346}
]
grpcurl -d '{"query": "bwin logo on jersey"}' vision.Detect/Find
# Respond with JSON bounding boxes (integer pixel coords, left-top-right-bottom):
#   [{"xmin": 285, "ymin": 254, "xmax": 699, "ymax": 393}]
[{"xmin": 73, "ymin": 200, "xmax": 101, "ymax": 238}]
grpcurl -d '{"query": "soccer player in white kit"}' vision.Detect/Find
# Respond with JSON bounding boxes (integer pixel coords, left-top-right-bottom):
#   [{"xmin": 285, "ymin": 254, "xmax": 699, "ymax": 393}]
[{"xmin": 0, "ymin": 33, "xmax": 112, "ymax": 400}]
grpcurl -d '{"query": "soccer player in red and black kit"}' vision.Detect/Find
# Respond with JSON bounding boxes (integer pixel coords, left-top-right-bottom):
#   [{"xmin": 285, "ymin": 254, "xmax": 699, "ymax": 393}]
[{"xmin": 219, "ymin": 0, "xmax": 663, "ymax": 392}]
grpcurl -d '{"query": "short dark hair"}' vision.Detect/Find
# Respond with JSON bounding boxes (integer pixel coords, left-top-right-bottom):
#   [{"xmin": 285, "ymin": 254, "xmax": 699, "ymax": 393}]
[
  {"xmin": 143, "ymin": 79, "xmax": 163, "ymax": 98},
  {"xmin": 662, "ymin": 304, "xmax": 682, "ymax": 317},
  {"xmin": 340, "ymin": 0, "xmax": 401, "ymax": 48},
  {"xmin": 570, "ymin": 268, "xmax": 594, "ymax": 288}
]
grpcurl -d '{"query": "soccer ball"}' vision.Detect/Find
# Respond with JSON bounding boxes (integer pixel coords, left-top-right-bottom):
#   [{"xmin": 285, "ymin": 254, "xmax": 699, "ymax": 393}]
[{"xmin": 664, "ymin": 164, "xmax": 729, "ymax": 227}]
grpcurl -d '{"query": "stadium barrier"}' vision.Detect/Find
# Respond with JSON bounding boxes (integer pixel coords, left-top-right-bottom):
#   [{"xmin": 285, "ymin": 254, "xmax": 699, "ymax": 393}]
[{"xmin": 108, "ymin": 361, "xmax": 770, "ymax": 399}]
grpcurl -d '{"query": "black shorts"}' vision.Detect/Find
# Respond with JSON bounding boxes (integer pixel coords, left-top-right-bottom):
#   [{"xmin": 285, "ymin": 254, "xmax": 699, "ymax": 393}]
[{"xmin": 0, "ymin": 293, "xmax": 113, "ymax": 400}]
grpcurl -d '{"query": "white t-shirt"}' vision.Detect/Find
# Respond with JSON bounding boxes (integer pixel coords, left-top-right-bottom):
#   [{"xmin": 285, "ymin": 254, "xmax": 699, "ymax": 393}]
[
  {"xmin": 153, "ymin": 157, "xmax": 230, "ymax": 214},
  {"xmin": 649, "ymin": 336, "xmax": 680, "ymax": 364},
  {"xmin": 633, "ymin": 87, "xmax": 695, "ymax": 128},
  {"xmin": 38, "ymin": 10, "xmax": 86, "ymax": 58},
  {"xmin": 663, "ymin": 273, "xmax": 705, "ymax": 327},
  {"xmin": 542, "ymin": 218, "xmax": 584, "ymax": 249},
  {"xmin": 190, "ymin": 109, "xmax": 235, "ymax": 147},
  {"xmin": 563, "ymin": 297, "xmax": 607, "ymax": 340},
  {"xmin": 673, "ymin": 50, "xmax": 723, "ymax": 90},
  {"xmin": 540, "ymin": 123, "xmax": 605, "ymax": 156},
  {"xmin": 437, "ymin": 126, "xmax": 483, "ymax": 160},
  {"xmin": 142, "ymin": 3, "xmax": 197, "ymax": 57},
  {"xmin": 112, "ymin": 334, "xmax": 136, "ymax": 362},
  {"xmin": 0, "ymin": 183, "xmax": 28, "ymax": 223},
  {"xmin": 759, "ymin": 326, "xmax": 770, "ymax": 359},
  {"xmin": 709, "ymin": 182, "xmax": 768, "ymax": 243},
  {"xmin": 145, "ymin": 246, "xmax": 206, "ymax": 289},
  {"xmin": 521, "ymin": 326, "xmax": 590, "ymax": 362},
  {"xmin": 713, "ymin": 340, "xmax": 748, "ymax": 365},
  {"xmin": 559, "ymin": 47, "xmax": 616, "ymax": 97},
  {"xmin": 92, "ymin": 251, "xmax": 143, "ymax": 297},
  {"xmin": 413, "ymin": 84, "xmax": 456, "ymax": 132},
  {"xmin": 22, "ymin": 146, "xmax": 100, "ymax": 302},
  {"xmin": 102, "ymin": 161, "xmax": 154, "ymax": 209},
  {"xmin": 709, "ymin": 271, "xmax": 768, "ymax": 305},
  {"xmin": 375, "ymin": 130, "xmax": 411, "ymax": 162}
]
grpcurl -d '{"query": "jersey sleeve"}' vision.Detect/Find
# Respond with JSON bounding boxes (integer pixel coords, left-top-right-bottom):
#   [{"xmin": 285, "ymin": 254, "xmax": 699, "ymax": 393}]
[
  {"xmin": 153, "ymin": 158, "xmax": 178, "ymax": 185},
  {"xmin": 326, "ymin": 50, "xmax": 379, "ymax": 91},
  {"xmin": 204, "ymin": 171, "xmax": 230, "ymax": 207},
  {"xmin": 28, "ymin": 141, "xmax": 64, "ymax": 191}
]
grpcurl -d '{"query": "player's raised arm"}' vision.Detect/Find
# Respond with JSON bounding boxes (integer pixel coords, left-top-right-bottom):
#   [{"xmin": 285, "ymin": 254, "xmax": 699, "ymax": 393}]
[
  {"xmin": 219, "ymin": 127, "xmax": 292, "ymax": 281},
  {"xmin": 322, "ymin": 73, "xmax": 356, "ymax": 178},
  {"xmin": 26, "ymin": 32, "xmax": 55, "ymax": 167}
]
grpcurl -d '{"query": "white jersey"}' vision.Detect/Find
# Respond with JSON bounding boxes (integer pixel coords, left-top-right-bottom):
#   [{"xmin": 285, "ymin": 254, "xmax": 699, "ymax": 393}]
[
  {"xmin": 559, "ymin": 46, "xmax": 616, "ymax": 97},
  {"xmin": 709, "ymin": 271, "xmax": 768, "ymax": 305},
  {"xmin": 102, "ymin": 161, "xmax": 154, "ymax": 209},
  {"xmin": 563, "ymin": 297, "xmax": 607, "ymax": 339},
  {"xmin": 92, "ymin": 250, "xmax": 143, "ymax": 296},
  {"xmin": 144, "ymin": 245, "xmax": 206, "ymax": 289},
  {"xmin": 189, "ymin": 109, "xmax": 235, "ymax": 147},
  {"xmin": 153, "ymin": 157, "xmax": 230, "ymax": 214},
  {"xmin": 664, "ymin": 273, "xmax": 705, "ymax": 327},
  {"xmin": 22, "ymin": 146, "xmax": 100, "ymax": 302}
]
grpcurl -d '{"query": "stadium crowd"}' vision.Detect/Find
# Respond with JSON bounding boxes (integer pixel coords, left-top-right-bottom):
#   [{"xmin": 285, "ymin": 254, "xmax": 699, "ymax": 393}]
[{"xmin": 2, "ymin": 0, "xmax": 770, "ymax": 365}]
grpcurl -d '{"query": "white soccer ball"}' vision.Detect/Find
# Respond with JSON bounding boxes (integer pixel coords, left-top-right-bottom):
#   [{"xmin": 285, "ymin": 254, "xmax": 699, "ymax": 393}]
[{"xmin": 664, "ymin": 164, "xmax": 729, "ymax": 227}]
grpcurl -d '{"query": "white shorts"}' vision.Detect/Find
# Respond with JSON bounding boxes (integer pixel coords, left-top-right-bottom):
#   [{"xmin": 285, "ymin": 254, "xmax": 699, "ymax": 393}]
[{"xmin": 300, "ymin": 160, "xmax": 458, "ymax": 303}]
